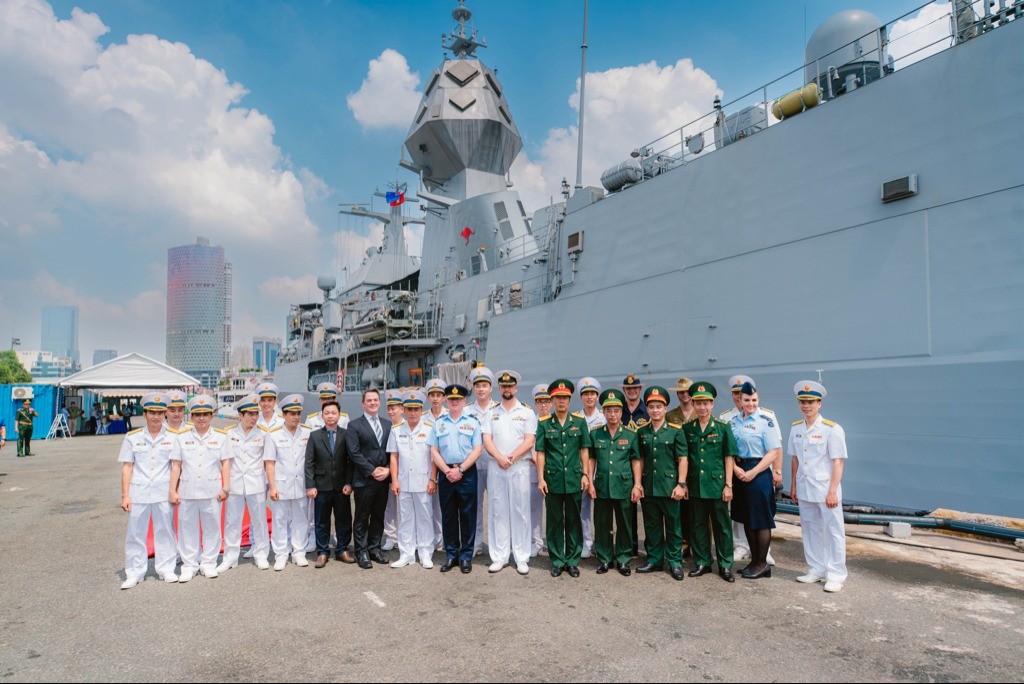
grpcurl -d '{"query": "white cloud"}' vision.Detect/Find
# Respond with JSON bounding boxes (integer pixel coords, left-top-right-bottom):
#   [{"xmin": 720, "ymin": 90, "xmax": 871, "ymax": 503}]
[
  {"xmin": 511, "ymin": 58, "xmax": 720, "ymax": 212},
  {"xmin": 346, "ymin": 49, "xmax": 421, "ymax": 131},
  {"xmin": 259, "ymin": 274, "xmax": 321, "ymax": 306},
  {"xmin": 888, "ymin": 1, "xmax": 956, "ymax": 69}
]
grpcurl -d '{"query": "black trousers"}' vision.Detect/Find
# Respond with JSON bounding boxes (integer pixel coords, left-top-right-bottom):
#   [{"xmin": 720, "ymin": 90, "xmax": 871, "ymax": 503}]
[
  {"xmin": 353, "ymin": 480, "xmax": 390, "ymax": 555},
  {"xmin": 438, "ymin": 466, "xmax": 478, "ymax": 562},
  {"xmin": 314, "ymin": 490, "xmax": 352, "ymax": 556}
]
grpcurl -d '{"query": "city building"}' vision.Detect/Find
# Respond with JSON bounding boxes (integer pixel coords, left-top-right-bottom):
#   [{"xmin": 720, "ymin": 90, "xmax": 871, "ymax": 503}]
[
  {"xmin": 15, "ymin": 350, "xmax": 78, "ymax": 383},
  {"xmin": 252, "ymin": 337, "xmax": 282, "ymax": 374},
  {"xmin": 166, "ymin": 237, "xmax": 232, "ymax": 390},
  {"xmin": 93, "ymin": 349, "xmax": 118, "ymax": 366},
  {"xmin": 41, "ymin": 306, "xmax": 80, "ymax": 366}
]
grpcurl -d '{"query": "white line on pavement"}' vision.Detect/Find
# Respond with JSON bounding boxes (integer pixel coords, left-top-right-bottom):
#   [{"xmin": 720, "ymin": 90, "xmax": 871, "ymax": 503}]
[{"xmin": 364, "ymin": 591, "xmax": 386, "ymax": 608}]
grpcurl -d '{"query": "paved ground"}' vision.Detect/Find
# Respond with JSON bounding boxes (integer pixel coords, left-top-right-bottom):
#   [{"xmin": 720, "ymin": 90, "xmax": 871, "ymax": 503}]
[{"xmin": 1, "ymin": 435, "xmax": 1022, "ymax": 682}]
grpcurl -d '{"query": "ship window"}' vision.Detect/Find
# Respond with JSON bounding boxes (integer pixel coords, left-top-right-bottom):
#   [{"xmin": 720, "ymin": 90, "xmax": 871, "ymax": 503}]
[
  {"xmin": 493, "ymin": 201, "xmax": 509, "ymax": 221},
  {"xmin": 498, "ymin": 106, "xmax": 512, "ymax": 124},
  {"xmin": 485, "ymin": 73, "xmax": 502, "ymax": 98},
  {"xmin": 499, "ymin": 220, "xmax": 515, "ymax": 241},
  {"xmin": 424, "ymin": 73, "xmax": 440, "ymax": 97},
  {"xmin": 470, "ymin": 255, "xmax": 482, "ymax": 276},
  {"xmin": 416, "ymin": 107, "xmax": 427, "ymax": 124},
  {"xmin": 517, "ymin": 200, "xmax": 526, "ymax": 217}
]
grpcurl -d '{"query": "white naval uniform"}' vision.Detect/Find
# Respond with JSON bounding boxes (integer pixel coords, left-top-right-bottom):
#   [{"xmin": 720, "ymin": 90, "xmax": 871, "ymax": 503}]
[
  {"xmin": 482, "ymin": 400, "xmax": 539, "ymax": 565},
  {"xmin": 789, "ymin": 415, "xmax": 849, "ymax": 583},
  {"xmin": 529, "ymin": 411, "xmax": 546, "ymax": 552},
  {"xmin": 426, "ymin": 411, "xmax": 447, "ymax": 548},
  {"xmin": 264, "ymin": 423, "xmax": 313, "ymax": 561},
  {"xmin": 118, "ymin": 426, "xmax": 178, "ymax": 581},
  {"xmin": 171, "ymin": 426, "xmax": 231, "ymax": 574},
  {"xmin": 385, "ymin": 420, "xmax": 436, "ymax": 562},
  {"xmin": 304, "ymin": 410, "xmax": 349, "ymax": 550},
  {"xmin": 578, "ymin": 408, "xmax": 606, "ymax": 554},
  {"xmin": 222, "ymin": 423, "xmax": 271, "ymax": 565},
  {"xmin": 722, "ymin": 405, "xmax": 782, "ymax": 557},
  {"xmin": 258, "ymin": 410, "xmax": 285, "ymax": 431},
  {"xmin": 466, "ymin": 400, "xmax": 498, "ymax": 552}
]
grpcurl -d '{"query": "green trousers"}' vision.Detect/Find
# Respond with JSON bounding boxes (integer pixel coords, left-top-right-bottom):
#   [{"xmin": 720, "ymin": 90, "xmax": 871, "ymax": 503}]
[
  {"xmin": 17, "ymin": 426, "xmax": 32, "ymax": 456},
  {"xmin": 546, "ymin": 491, "xmax": 583, "ymax": 568},
  {"xmin": 642, "ymin": 496, "xmax": 683, "ymax": 567},
  {"xmin": 593, "ymin": 497, "xmax": 633, "ymax": 566},
  {"xmin": 689, "ymin": 497, "xmax": 733, "ymax": 569}
]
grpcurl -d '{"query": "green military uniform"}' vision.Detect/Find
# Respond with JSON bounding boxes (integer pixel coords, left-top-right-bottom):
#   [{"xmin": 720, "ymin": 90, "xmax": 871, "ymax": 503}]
[
  {"xmin": 679, "ymin": 402, "xmax": 738, "ymax": 570},
  {"xmin": 591, "ymin": 420, "xmax": 640, "ymax": 567},
  {"xmin": 16, "ymin": 404, "xmax": 35, "ymax": 457},
  {"xmin": 637, "ymin": 392, "xmax": 686, "ymax": 569},
  {"xmin": 536, "ymin": 379, "xmax": 592, "ymax": 570}
]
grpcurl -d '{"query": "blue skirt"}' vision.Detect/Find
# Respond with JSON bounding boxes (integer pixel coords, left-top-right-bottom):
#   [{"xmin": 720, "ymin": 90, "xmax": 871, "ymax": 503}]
[{"xmin": 731, "ymin": 458, "xmax": 776, "ymax": 530}]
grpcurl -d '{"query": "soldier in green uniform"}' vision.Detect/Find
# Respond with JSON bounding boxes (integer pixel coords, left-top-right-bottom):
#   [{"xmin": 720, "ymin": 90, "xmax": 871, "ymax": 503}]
[
  {"xmin": 679, "ymin": 382, "xmax": 739, "ymax": 582},
  {"xmin": 535, "ymin": 379, "xmax": 593, "ymax": 578},
  {"xmin": 589, "ymin": 389, "xmax": 642, "ymax": 576},
  {"xmin": 635, "ymin": 386, "xmax": 688, "ymax": 581},
  {"xmin": 16, "ymin": 400, "xmax": 37, "ymax": 457}
]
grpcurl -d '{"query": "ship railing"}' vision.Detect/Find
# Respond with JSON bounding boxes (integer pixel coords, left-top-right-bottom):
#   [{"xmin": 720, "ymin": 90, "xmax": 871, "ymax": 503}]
[
  {"xmin": 312, "ymin": 314, "xmax": 441, "ymax": 359},
  {"xmin": 435, "ymin": 233, "xmax": 541, "ymax": 286},
  {"xmin": 628, "ymin": 0, "xmax": 1001, "ymax": 184},
  {"xmin": 487, "ymin": 271, "xmax": 556, "ymax": 316}
]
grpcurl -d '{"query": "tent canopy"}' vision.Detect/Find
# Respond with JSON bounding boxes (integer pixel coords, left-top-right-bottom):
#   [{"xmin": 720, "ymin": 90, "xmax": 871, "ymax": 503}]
[{"xmin": 58, "ymin": 353, "xmax": 203, "ymax": 389}]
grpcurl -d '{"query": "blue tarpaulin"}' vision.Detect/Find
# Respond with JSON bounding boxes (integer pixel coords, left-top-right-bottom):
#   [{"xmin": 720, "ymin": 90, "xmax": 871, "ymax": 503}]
[{"xmin": 1, "ymin": 384, "xmax": 58, "ymax": 440}]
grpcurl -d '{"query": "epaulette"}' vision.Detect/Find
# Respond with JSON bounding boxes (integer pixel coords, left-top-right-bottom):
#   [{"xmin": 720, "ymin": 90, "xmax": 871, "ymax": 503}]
[
  {"xmin": 214, "ymin": 427, "xmax": 231, "ymax": 434},
  {"xmin": 339, "ymin": 411, "xmax": 348, "ymax": 417},
  {"xmin": 424, "ymin": 419, "xmax": 435, "ymax": 427},
  {"xmin": 539, "ymin": 415, "xmax": 552, "ymax": 422},
  {"xmin": 792, "ymin": 419, "xmax": 803, "ymax": 426},
  {"xmin": 571, "ymin": 411, "xmax": 584, "ymax": 418},
  {"xmin": 759, "ymin": 407, "xmax": 775, "ymax": 415},
  {"xmin": 489, "ymin": 400, "xmax": 499, "ymax": 409},
  {"xmin": 668, "ymin": 422, "xmax": 682, "ymax": 429},
  {"xmin": 307, "ymin": 412, "xmax": 319, "ymax": 419},
  {"xmin": 165, "ymin": 426, "xmax": 186, "ymax": 435},
  {"xmin": 822, "ymin": 418, "xmax": 837, "ymax": 427},
  {"xmin": 714, "ymin": 418, "xmax": 730, "ymax": 425},
  {"xmin": 258, "ymin": 424, "xmax": 271, "ymax": 432},
  {"xmin": 300, "ymin": 424, "xmax": 311, "ymax": 430},
  {"xmin": 624, "ymin": 425, "xmax": 637, "ymax": 433},
  {"xmin": 589, "ymin": 424, "xmax": 604, "ymax": 432},
  {"xmin": 393, "ymin": 421, "xmax": 404, "ymax": 428},
  {"xmin": 684, "ymin": 418, "xmax": 698, "ymax": 425},
  {"xmin": 127, "ymin": 427, "xmax": 143, "ymax": 435},
  {"xmin": 263, "ymin": 425, "xmax": 282, "ymax": 433}
]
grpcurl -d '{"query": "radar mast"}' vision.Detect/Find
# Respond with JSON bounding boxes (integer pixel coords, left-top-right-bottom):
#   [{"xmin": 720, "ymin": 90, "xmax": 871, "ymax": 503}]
[{"xmin": 443, "ymin": 1, "xmax": 486, "ymax": 59}]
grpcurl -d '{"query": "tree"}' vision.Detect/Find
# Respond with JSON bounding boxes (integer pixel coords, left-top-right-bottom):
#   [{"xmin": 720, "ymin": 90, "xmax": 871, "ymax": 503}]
[{"xmin": 0, "ymin": 350, "xmax": 32, "ymax": 384}]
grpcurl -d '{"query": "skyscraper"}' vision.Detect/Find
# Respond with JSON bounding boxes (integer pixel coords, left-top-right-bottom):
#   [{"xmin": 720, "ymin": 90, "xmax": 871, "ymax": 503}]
[
  {"xmin": 93, "ymin": 349, "xmax": 118, "ymax": 366},
  {"xmin": 166, "ymin": 237, "xmax": 232, "ymax": 389},
  {"xmin": 252, "ymin": 337, "xmax": 283, "ymax": 374},
  {"xmin": 41, "ymin": 306, "xmax": 79, "ymax": 366}
]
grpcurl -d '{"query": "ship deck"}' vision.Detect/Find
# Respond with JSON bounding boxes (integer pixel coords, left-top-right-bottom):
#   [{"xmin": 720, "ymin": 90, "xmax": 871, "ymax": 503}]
[{"xmin": 1, "ymin": 434, "xmax": 1021, "ymax": 681}]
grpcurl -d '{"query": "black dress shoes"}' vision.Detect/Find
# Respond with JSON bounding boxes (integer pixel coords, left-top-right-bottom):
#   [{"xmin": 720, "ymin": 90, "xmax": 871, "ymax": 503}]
[
  {"xmin": 566, "ymin": 566, "xmax": 580, "ymax": 578},
  {"xmin": 617, "ymin": 564, "xmax": 631, "ymax": 577},
  {"xmin": 636, "ymin": 562, "xmax": 662, "ymax": 574},
  {"xmin": 719, "ymin": 568, "xmax": 736, "ymax": 583},
  {"xmin": 440, "ymin": 558, "xmax": 458, "ymax": 572},
  {"xmin": 369, "ymin": 551, "xmax": 389, "ymax": 564},
  {"xmin": 357, "ymin": 553, "xmax": 373, "ymax": 570},
  {"xmin": 741, "ymin": 565, "xmax": 772, "ymax": 580},
  {"xmin": 596, "ymin": 563, "xmax": 610, "ymax": 574},
  {"xmin": 550, "ymin": 566, "xmax": 563, "ymax": 577},
  {"xmin": 460, "ymin": 560, "xmax": 472, "ymax": 574},
  {"xmin": 670, "ymin": 566, "xmax": 685, "ymax": 581},
  {"xmin": 688, "ymin": 565, "xmax": 712, "ymax": 577}
]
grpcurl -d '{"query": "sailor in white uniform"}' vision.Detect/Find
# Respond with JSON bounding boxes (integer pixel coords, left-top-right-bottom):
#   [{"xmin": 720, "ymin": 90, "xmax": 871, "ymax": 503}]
[
  {"xmin": 465, "ymin": 366, "xmax": 498, "ymax": 556},
  {"xmin": 789, "ymin": 380, "xmax": 849, "ymax": 593},
  {"xmin": 380, "ymin": 388, "xmax": 405, "ymax": 552},
  {"xmin": 265, "ymin": 393, "xmax": 313, "ymax": 571},
  {"xmin": 576, "ymin": 377, "xmax": 605, "ymax": 559},
  {"xmin": 386, "ymin": 390, "xmax": 438, "ymax": 568},
  {"xmin": 118, "ymin": 393, "xmax": 178, "ymax": 589},
  {"xmin": 481, "ymin": 371, "xmax": 538, "ymax": 575},
  {"xmin": 256, "ymin": 382, "xmax": 284, "ymax": 431},
  {"xmin": 164, "ymin": 390, "xmax": 192, "ymax": 433},
  {"xmin": 529, "ymin": 383, "xmax": 552, "ymax": 556},
  {"xmin": 425, "ymin": 378, "xmax": 448, "ymax": 551},
  {"xmin": 721, "ymin": 374, "xmax": 781, "ymax": 565},
  {"xmin": 304, "ymin": 382, "xmax": 348, "ymax": 551},
  {"xmin": 217, "ymin": 394, "xmax": 271, "ymax": 572},
  {"xmin": 169, "ymin": 396, "xmax": 230, "ymax": 582}
]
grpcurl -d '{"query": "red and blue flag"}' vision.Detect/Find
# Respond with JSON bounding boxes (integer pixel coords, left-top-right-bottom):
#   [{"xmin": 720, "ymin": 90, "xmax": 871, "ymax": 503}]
[{"xmin": 386, "ymin": 191, "xmax": 405, "ymax": 206}]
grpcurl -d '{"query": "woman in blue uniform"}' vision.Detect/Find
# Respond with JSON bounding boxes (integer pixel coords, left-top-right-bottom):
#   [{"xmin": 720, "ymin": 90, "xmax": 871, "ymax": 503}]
[{"xmin": 728, "ymin": 382, "xmax": 782, "ymax": 579}]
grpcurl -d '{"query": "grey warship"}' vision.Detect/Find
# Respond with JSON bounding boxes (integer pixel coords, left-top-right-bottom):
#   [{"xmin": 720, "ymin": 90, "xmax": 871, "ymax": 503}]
[{"xmin": 274, "ymin": 0, "xmax": 1024, "ymax": 517}]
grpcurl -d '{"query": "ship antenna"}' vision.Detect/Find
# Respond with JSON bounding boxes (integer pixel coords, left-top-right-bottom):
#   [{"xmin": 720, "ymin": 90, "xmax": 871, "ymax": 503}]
[
  {"xmin": 574, "ymin": 0, "xmax": 590, "ymax": 191},
  {"xmin": 443, "ymin": 1, "xmax": 486, "ymax": 59}
]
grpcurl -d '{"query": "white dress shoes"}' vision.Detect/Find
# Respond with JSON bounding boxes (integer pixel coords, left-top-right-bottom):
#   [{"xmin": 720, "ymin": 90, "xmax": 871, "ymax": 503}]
[
  {"xmin": 178, "ymin": 569, "xmax": 195, "ymax": 583},
  {"xmin": 215, "ymin": 559, "xmax": 237, "ymax": 574},
  {"xmin": 274, "ymin": 558, "xmax": 288, "ymax": 571},
  {"xmin": 796, "ymin": 573, "xmax": 825, "ymax": 584},
  {"xmin": 391, "ymin": 556, "xmax": 414, "ymax": 569},
  {"xmin": 120, "ymin": 575, "xmax": 142, "ymax": 590},
  {"xmin": 293, "ymin": 554, "xmax": 309, "ymax": 567},
  {"xmin": 823, "ymin": 580, "xmax": 844, "ymax": 593},
  {"xmin": 516, "ymin": 562, "xmax": 529, "ymax": 575},
  {"xmin": 488, "ymin": 561, "xmax": 506, "ymax": 573},
  {"xmin": 255, "ymin": 558, "xmax": 270, "ymax": 570}
]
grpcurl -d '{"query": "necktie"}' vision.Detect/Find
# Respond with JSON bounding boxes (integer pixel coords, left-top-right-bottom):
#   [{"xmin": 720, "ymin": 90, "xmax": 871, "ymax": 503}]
[
  {"xmin": 328, "ymin": 430, "xmax": 336, "ymax": 453},
  {"xmin": 372, "ymin": 417, "xmax": 382, "ymax": 445}
]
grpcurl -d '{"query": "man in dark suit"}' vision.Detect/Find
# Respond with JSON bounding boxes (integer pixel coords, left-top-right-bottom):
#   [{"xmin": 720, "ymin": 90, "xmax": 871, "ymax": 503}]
[
  {"xmin": 345, "ymin": 389, "xmax": 393, "ymax": 569},
  {"xmin": 304, "ymin": 401, "xmax": 355, "ymax": 568}
]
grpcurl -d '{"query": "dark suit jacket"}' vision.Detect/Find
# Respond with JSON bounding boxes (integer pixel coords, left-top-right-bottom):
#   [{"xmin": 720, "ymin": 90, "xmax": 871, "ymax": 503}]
[
  {"xmin": 345, "ymin": 414, "xmax": 392, "ymax": 488},
  {"xmin": 304, "ymin": 427, "xmax": 349, "ymax": 492}
]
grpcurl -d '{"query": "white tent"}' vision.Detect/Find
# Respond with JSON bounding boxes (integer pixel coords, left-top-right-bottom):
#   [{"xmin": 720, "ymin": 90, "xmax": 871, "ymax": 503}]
[{"xmin": 58, "ymin": 353, "xmax": 202, "ymax": 389}]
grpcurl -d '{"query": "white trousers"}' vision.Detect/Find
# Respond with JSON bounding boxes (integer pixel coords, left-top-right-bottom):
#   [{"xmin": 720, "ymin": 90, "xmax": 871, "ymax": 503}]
[
  {"xmin": 270, "ymin": 497, "xmax": 308, "ymax": 559},
  {"xmin": 222, "ymin": 493, "xmax": 269, "ymax": 564},
  {"xmin": 474, "ymin": 466, "xmax": 489, "ymax": 551},
  {"xmin": 732, "ymin": 520, "xmax": 749, "ymax": 552},
  {"xmin": 432, "ymin": 491, "xmax": 443, "ymax": 547},
  {"xmin": 178, "ymin": 498, "xmax": 222, "ymax": 573},
  {"xmin": 581, "ymin": 495, "xmax": 594, "ymax": 549},
  {"xmin": 530, "ymin": 473, "xmax": 545, "ymax": 549},
  {"xmin": 798, "ymin": 500, "xmax": 848, "ymax": 583},
  {"xmin": 488, "ymin": 461, "xmax": 532, "ymax": 565},
  {"xmin": 384, "ymin": 491, "xmax": 398, "ymax": 543},
  {"xmin": 125, "ymin": 501, "xmax": 176, "ymax": 580},
  {"xmin": 397, "ymin": 491, "xmax": 435, "ymax": 561}
]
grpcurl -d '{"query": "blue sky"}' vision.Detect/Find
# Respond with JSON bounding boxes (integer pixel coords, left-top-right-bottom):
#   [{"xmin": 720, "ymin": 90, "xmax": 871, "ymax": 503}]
[{"xmin": 0, "ymin": 0, "xmax": 937, "ymax": 366}]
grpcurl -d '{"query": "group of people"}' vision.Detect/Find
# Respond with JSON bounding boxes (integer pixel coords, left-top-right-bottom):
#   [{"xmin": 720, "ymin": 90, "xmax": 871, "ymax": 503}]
[{"xmin": 117, "ymin": 370, "xmax": 849, "ymax": 594}]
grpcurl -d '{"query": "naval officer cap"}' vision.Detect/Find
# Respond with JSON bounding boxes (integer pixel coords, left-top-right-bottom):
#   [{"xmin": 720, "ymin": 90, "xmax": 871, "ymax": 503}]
[
  {"xmin": 237, "ymin": 394, "xmax": 260, "ymax": 413},
  {"xmin": 496, "ymin": 370, "xmax": 521, "ymax": 386},
  {"xmin": 548, "ymin": 379, "xmax": 575, "ymax": 398},
  {"xmin": 672, "ymin": 377, "xmax": 693, "ymax": 393},
  {"xmin": 187, "ymin": 395, "xmax": 216, "ymax": 414},
  {"xmin": 600, "ymin": 388, "xmax": 626, "ymax": 408},
  {"xmin": 729, "ymin": 375, "xmax": 755, "ymax": 393},
  {"xmin": 445, "ymin": 383, "xmax": 469, "ymax": 400},
  {"xmin": 470, "ymin": 366, "xmax": 494, "ymax": 386},
  {"xmin": 385, "ymin": 389, "xmax": 404, "ymax": 406},
  {"xmin": 795, "ymin": 380, "xmax": 827, "ymax": 400},
  {"xmin": 643, "ymin": 386, "xmax": 670, "ymax": 406},
  {"xmin": 689, "ymin": 382, "xmax": 718, "ymax": 401},
  {"xmin": 532, "ymin": 384, "xmax": 551, "ymax": 400},
  {"xmin": 166, "ymin": 390, "xmax": 188, "ymax": 409},
  {"xmin": 140, "ymin": 393, "xmax": 169, "ymax": 412},
  {"xmin": 257, "ymin": 382, "xmax": 279, "ymax": 398},
  {"xmin": 425, "ymin": 378, "xmax": 446, "ymax": 395},
  {"xmin": 316, "ymin": 382, "xmax": 339, "ymax": 399},
  {"xmin": 280, "ymin": 394, "xmax": 304, "ymax": 412},
  {"xmin": 621, "ymin": 373, "xmax": 642, "ymax": 389},
  {"xmin": 403, "ymin": 390, "xmax": 427, "ymax": 408},
  {"xmin": 578, "ymin": 377, "xmax": 601, "ymax": 395}
]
